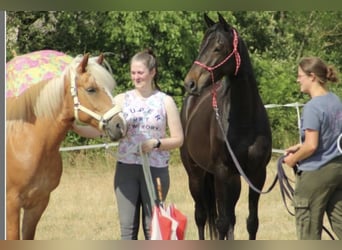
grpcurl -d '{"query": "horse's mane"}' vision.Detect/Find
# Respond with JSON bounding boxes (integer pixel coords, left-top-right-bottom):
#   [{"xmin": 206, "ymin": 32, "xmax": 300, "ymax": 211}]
[
  {"xmin": 210, "ymin": 23, "xmax": 256, "ymax": 84},
  {"xmin": 236, "ymin": 35, "xmax": 254, "ymax": 76},
  {"xmin": 6, "ymin": 55, "xmax": 116, "ymax": 123}
]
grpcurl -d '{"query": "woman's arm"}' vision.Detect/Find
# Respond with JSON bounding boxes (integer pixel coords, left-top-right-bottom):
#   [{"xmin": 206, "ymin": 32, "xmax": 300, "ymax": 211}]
[
  {"xmin": 284, "ymin": 129, "xmax": 319, "ymax": 168},
  {"xmin": 141, "ymin": 95, "xmax": 184, "ymax": 153},
  {"xmin": 161, "ymin": 95, "xmax": 184, "ymax": 150}
]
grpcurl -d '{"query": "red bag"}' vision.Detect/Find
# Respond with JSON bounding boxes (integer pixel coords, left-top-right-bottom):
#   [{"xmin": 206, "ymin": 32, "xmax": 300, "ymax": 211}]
[
  {"xmin": 150, "ymin": 206, "xmax": 172, "ymax": 240},
  {"xmin": 168, "ymin": 204, "xmax": 187, "ymax": 240},
  {"xmin": 150, "ymin": 178, "xmax": 188, "ymax": 240},
  {"xmin": 150, "ymin": 204, "xmax": 187, "ymax": 240}
]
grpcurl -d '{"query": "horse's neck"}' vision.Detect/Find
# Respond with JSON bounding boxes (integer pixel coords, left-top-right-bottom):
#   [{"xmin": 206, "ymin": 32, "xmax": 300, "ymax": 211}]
[
  {"xmin": 182, "ymin": 88, "xmax": 213, "ymax": 136},
  {"xmin": 184, "ymin": 90, "xmax": 211, "ymax": 117},
  {"xmin": 36, "ymin": 94, "xmax": 74, "ymax": 151},
  {"xmin": 228, "ymin": 74, "xmax": 261, "ymax": 125},
  {"xmin": 184, "ymin": 81, "xmax": 228, "ymax": 120},
  {"xmin": 7, "ymin": 78, "xmax": 75, "ymax": 144}
]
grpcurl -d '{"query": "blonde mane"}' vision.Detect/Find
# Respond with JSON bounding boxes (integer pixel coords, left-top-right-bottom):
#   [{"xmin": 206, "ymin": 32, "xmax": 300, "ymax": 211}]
[{"xmin": 6, "ymin": 54, "xmax": 116, "ymax": 123}]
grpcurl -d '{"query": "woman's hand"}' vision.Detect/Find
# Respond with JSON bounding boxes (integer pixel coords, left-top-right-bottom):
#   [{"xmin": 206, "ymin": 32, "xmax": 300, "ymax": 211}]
[
  {"xmin": 283, "ymin": 153, "xmax": 297, "ymax": 168},
  {"xmin": 141, "ymin": 138, "xmax": 159, "ymax": 153},
  {"xmin": 283, "ymin": 144, "xmax": 301, "ymax": 168},
  {"xmin": 285, "ymin": 144, "xmax": 301, "ymax": 155}
]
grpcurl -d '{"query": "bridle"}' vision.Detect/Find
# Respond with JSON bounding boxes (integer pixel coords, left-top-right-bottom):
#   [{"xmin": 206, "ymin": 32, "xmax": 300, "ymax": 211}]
[
  {"xmin": 69, "ymin": 70, "xmax": 123, "ymax": 131},
  {"xmin": 193, "ymin": 29, "xmax": 241, "ymax": 108},
  {"xmin": 194, "ymin": 29, "xmax": 241, "ymax": 76}
]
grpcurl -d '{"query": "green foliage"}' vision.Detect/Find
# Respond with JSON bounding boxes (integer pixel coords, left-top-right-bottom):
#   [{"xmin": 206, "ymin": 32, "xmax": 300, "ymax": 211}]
[
  {"xmin": 6, "ymin": 11, "xmax": 342, "ymax": 151},
  {"xmin": 251, "ymin": 54, "xmax": 305, "ymax": 148}
]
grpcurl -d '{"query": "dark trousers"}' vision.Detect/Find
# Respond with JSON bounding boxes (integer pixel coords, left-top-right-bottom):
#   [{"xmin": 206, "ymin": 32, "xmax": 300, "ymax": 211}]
[
  {"xmin": 114, "ymin": 162, "xmax": 169, "ymax": 240},
  {"xmin": 294, "ymin": 156, "xmax": 342, "ymax": 239}
]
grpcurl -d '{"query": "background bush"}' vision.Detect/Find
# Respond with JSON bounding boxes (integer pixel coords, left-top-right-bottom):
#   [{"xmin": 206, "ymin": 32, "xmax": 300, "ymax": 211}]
[{"xmin": 6, "ymin": 11, "xmax": 342, "ymax": 150}]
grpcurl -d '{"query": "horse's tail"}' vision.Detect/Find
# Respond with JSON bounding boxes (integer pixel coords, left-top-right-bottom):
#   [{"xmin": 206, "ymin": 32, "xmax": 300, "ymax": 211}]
[{"xmin": 203, "ymin": 172, "xmax": 218, "ymax": 239}]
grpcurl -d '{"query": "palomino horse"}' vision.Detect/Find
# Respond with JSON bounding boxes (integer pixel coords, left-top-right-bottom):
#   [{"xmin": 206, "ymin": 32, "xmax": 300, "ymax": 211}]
[
  {"xmin": 180, "ymin": 13, "xmax": 272, "ymax": 240},
  {"xmin": 6, "ymin": 53, "xmax": 127, "ymax": 240}
]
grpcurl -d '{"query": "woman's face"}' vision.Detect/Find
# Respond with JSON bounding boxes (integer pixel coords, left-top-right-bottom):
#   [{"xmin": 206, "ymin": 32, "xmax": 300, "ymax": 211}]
[
  {"xmin": 297, "ymin": 66, "xmax": 312, "ymax": 94},
  {"xmin": 130, "ymin": 60, "xmax": 155, "ymax": 90}
]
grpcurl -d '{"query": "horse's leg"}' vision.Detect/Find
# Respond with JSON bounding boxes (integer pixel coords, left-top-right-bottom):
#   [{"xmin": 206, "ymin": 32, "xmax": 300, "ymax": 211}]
[
  {"xmin": 215, "ymin": 171, "xmax": 241, "ymax": 240},
  {"xmin": 226, "ymin": 175, "xmax": 241, "ymax": 240},
  {"xmin": 246, "ymin": 168, "xmax": 266, "ymax": 240},
  {"xmin": 6, "ymin": 196, "xmax": 21, "ymax": 240},
  {"xmin": 22, "ymin": 196, "xmax": 50, "ymax": 240},
  {"xmin": 188, "ymin": 169, "xmax": 208, "ymax": 240},
  {"xmin": 194, "ymin": 197, "xmax": 207, "ymax": 240}
]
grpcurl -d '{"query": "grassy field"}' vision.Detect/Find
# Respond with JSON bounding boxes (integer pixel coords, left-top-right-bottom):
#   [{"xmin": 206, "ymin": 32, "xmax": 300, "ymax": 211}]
[{"xmin": 34, "ymin": 150, "xmax": 334, "ymax": 240}]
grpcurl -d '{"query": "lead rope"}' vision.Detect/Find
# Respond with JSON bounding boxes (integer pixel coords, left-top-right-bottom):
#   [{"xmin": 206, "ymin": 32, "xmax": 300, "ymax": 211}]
[
  {"xmin": 139, "ymin": 144, "xmax": 158, "ymax": 210},
  {"xmin": 213, "ymin": 101, "xmax": 277, "ymax": 194},
  {"xmin": 212, "ymin": 80, "xmax": 335, "ymax": 239},
  {"xmin": 107, "ymin": 143, "xmax": 157, "ymax": 210},
  {"xmin": 214, "ymin": 93, "xmax": 334, "ymax": 238},
  {"xmin": 276, "ymin": 155, "xmax": 295, "ymax": 216}
]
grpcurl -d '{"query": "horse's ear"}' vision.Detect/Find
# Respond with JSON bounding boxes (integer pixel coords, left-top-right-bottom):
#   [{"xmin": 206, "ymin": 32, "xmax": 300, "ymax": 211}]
[
  {"xmin": 78, "ymin": 53, "xmax": 89, "ymax": 73},
  {"xmin": 97, "ymin": 53, "xmax": 104, "ymax": 65},
  {"xmin": 217, "ymin": 12, "xmax": 231, "ymax": 31},
  {"xmin": 204, "ymin": 13, "xmax": 215, "ymax": 27}
]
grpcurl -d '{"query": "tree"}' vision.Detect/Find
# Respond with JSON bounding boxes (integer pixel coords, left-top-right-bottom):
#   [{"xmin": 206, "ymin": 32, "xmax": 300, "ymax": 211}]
[{"xmin": 6, "ymin": 11, "xmax": 342, "ymax": 150}]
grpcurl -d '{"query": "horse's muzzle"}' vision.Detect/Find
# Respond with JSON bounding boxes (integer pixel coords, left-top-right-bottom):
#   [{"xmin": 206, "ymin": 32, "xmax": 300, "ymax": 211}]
[
  {"xmin": 100, "ymin": 106, "xmax": 127, "ymax": 141},
  {"xmin": 103, "ymin": 113, "xmax": 127, "ymax": 141}
]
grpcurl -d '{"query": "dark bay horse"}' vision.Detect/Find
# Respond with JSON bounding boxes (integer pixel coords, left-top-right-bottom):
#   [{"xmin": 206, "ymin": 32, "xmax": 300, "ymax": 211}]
[
  {"xmin": 180, "ymin": 13, "xmax": 272, "ymax": 240},
  {"xmin": 6, "ymin": 53, "xmax": 127, "ymax": 240}
]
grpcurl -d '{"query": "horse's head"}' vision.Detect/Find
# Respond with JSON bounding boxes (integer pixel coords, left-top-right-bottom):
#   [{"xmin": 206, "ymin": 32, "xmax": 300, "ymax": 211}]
[
  {"xmin": 70, "ymin": 54, "xmax": 127, "ymax": 141},
  {"xmin": 184, "ymin": 13, "xmax": 241, "ymax": 95}
]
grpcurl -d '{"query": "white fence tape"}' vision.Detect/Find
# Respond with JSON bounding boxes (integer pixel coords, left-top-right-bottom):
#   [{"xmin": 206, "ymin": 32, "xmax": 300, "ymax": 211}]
[
  {"xmin": 265, "ymin": 102, "xmax": 303, "ymax": 144},
  {"xmin": 59, "ymin": 103, "xmax": 304, "ymax": 154},
  {"xmin": 59, "ymin": 142, "xmax": 118, "ymax": 152}
]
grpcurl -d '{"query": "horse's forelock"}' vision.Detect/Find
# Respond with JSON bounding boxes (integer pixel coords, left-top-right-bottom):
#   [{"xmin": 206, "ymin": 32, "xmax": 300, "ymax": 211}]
[
  {"xmin": 199, "ymin": 29, "xmax": 216, "ymax": 55},
  {"xmin": 68, "ymin": 55, "xmax": 116, "ymax": 94},
  {"xmin": 88, "ymin": 57, "xmax": 116, "ymax": 93}
]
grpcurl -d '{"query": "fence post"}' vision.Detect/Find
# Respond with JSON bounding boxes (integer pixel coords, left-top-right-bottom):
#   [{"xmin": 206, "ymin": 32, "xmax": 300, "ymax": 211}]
[{"xmin": 295, "ymin": 102, "xmax": 302, "ymax": 144}]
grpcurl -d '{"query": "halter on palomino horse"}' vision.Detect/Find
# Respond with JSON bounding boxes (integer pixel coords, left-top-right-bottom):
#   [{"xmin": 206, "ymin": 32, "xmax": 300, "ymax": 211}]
[
  {"xmin": 180, "ymin": 13, "xmax": 272, "ymax": 240},
  {"xmin": 6, "ymin": 53, "xmax": 127, "ymax": 240}
]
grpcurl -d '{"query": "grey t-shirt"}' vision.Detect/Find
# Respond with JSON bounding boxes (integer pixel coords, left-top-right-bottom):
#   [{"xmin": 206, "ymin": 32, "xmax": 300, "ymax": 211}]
[{"xmin": 298, "ymin": 92, "xmax": 342, "ymax": 171}]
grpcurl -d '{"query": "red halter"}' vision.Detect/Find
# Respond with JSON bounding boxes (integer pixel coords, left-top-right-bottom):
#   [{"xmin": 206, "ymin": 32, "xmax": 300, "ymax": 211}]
[
  {"xmin": 194, "ymin": 29, "xmax": 241, "ymax": 77},
  {"xmin": 193, "ymin": 29, "xmax": 241, "ymax": 108}
]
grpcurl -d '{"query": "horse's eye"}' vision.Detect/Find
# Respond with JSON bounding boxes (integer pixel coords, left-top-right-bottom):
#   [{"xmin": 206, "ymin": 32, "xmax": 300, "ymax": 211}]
[{"xmin": 86, "ymin": 87, "xmax": 96, "ymax": 93}]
